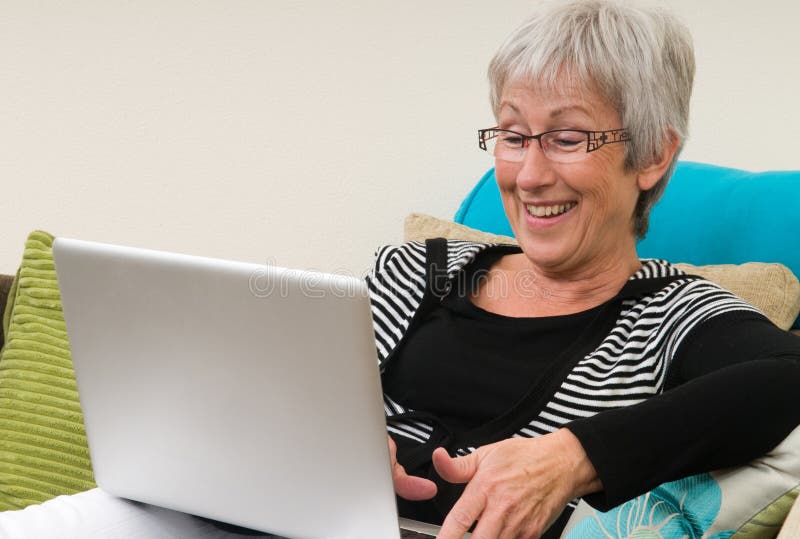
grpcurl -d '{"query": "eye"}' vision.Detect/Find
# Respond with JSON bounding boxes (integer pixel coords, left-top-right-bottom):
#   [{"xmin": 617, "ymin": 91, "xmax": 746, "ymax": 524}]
[
  {"xmin": 548, "ymin": 131, "xmax": 585, "ymax": 149},
  {"xmin": 498, "ymin": 132, "xmax": 526, "ymax": 149}
]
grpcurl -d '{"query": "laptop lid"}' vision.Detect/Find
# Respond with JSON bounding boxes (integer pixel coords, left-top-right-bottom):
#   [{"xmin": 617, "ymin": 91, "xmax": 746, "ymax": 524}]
[{"xmin": 53, "ymin": 237, "xmax": 404, "ymax": 539}]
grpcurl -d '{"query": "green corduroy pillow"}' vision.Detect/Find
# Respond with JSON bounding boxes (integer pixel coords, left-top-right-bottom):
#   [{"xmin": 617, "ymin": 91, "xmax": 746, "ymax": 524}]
[{"xmin": 0, "ymin": 230, "xmax": 96, "ymax": 511}]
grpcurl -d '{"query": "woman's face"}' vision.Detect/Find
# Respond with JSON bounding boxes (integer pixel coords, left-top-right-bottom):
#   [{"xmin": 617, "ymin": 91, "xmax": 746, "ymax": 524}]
[{"xmin": 495, "ymin": 82, "xmax": 648, "ymax": 276}]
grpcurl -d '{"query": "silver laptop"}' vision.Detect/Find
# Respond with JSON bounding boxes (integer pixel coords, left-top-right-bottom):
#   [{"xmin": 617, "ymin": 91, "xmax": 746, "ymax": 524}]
[{"xmin": 53, "ymin": 238, "xmax": 443, "ymax": 539}]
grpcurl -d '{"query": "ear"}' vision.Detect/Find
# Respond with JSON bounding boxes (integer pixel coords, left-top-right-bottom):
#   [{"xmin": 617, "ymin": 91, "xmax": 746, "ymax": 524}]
[{"xmin": 636, "ymin": 130, "xmax": 680, "ymax": 191}]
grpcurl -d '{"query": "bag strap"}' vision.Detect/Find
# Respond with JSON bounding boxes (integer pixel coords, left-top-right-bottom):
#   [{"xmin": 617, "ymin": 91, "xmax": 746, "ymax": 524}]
[
  {"xmin": 422, "ymin": 237, "xmax": 449, "ymax": 308},
  {"xmin": 377, "ymin": 237, "xmax": 449, "ymax": 373},
  {"xmin": 382, "ymin": 238, "xmax": 455, "ymax": 469}
]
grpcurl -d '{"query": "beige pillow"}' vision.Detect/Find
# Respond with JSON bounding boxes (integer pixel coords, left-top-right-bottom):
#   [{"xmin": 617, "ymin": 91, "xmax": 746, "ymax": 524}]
[
  {"xmin": 404, "ymin": 213, "xmax": 800, "ymax": 330},
  {"xmin": 673, "ymin": 262, "xmax": 800, "ymax": 331},
  {"xmin": 404, "ymin": 212, "xmax": 517, "ymax": 245}
]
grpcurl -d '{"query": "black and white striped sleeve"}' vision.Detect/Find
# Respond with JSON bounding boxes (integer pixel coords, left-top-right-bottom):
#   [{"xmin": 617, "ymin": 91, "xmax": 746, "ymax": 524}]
[
  {"xmin": 365, "ymin": 242, "xmax": 427, "ymax": 364},
  {"xmin": 567, "ymin": 309, "xmax": 800, "ymax": 511}
]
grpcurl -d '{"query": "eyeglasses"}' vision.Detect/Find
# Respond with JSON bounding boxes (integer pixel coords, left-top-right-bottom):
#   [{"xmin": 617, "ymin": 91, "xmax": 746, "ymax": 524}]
[{"xmin": 477, "ymin": 127, "xmax": 631, "ymax": 163}]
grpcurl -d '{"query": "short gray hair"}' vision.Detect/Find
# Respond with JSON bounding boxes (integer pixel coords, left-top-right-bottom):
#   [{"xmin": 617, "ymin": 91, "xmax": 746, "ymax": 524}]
[{"xmin": 489, "ymin": 0, "xmax": 695, "ymax": 238}]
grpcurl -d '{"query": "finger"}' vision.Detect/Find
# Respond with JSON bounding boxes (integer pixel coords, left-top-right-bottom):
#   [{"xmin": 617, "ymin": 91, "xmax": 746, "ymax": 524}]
[
  {"xmin": 436, "ymin": 487, "xmax": 485, "ymax": 539},
  {"xmin": 388, "ymin": 436, "xmax": 398, "ymax": 464},
  {"xmin": 432, "ymin": 447, "xmax": 479, "ymax": 484},
  {"xmin": 516, "ymin": 505, "xmax": 561, "ymax": 539},
  {"xmin": 501, "ymin": 512, "xmax": 539, "ymax": 539},
  {"xmin": 393, "ymin": 466, "xmax": 438, "ymax": 501},
  {"xmin": 468, "ymin": 509, "xmax": 506, "ymax": 539},
  {"xmin": 388, "ymin": 436, "xmax": 437, "ymax": 500}
]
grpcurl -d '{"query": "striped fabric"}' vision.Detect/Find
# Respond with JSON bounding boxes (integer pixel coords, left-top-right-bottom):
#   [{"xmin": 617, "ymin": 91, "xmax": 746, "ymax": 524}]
[
  {"xmin": 366, "ymin": 240, "xmax": 761, "ymax": 454},
  {"xmin": 0, "ymin": 231, "xmax": 96, "ymax": 511}
]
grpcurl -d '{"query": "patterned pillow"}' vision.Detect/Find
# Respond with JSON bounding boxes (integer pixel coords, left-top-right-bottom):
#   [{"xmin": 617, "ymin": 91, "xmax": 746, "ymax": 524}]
[
  {"xmin": 0, "ymin": 230, "xmax": 96, "ymax": 510},
  {"xmin": 560, "ymin": 425, "xmax": 800, "ymax": 538}
]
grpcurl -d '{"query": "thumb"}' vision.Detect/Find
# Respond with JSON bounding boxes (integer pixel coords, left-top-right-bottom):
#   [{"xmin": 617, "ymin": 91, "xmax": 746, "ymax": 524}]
[{"xmin": 431, "ymin": 447, "xmax": 479, "ymax": 484}]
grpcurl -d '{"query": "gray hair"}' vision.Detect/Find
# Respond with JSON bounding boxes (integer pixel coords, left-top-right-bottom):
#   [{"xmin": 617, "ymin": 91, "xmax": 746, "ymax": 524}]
[{"xmin": 489, "ymin": 0, "xmax": 695, "ymax": 238}]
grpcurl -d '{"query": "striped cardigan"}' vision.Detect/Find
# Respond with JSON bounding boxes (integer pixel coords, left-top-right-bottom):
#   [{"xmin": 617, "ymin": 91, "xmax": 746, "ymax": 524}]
[{"xmin": 365, "ymin": 239, "xmax": 759, "ymax": 457}]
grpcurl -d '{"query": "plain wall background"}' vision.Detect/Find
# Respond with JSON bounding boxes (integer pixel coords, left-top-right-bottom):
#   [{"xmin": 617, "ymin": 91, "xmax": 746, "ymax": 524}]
[{"xmin": 2, "ymin": 1, "xmax": 798, "ymax": 276}]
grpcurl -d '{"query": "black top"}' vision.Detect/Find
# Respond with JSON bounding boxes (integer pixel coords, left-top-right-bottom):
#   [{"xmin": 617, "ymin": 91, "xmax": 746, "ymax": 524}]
[
  {"xmin": 382, "ymin": 245, "xmax": 800, "ymax": 532},
  {"xmin": 383, "ymin": 246, "xmax": 605, "ymax": 432}
]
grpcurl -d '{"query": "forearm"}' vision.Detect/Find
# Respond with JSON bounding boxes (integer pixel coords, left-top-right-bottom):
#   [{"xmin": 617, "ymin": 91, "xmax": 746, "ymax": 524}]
[
  {"xmin": 567, "ymin": 357, "xmax": 800, "ymax": 510},
  {"xmin": 554, "ymin": 428, "xmax": 603, "ymax": 499}
]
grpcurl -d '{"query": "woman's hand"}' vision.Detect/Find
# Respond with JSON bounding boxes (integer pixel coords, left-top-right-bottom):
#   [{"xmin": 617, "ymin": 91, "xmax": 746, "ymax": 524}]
[
  {"xmin": 432, "ymin": 429, "xmax": 601, "ymax": 539},
  {"xmin": 389, "ymin": 435, "xmax": 438, "ymax": 501}
]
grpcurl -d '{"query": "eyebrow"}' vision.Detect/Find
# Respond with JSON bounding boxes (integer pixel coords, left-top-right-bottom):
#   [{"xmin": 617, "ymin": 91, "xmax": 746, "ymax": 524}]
[
  {"xmin": 498, "ymin": 101, "xmax": 521, "ymax": 115},
  {"xmin": 498, "ymin": 101, "xmax": 592, "ymax": 120},
  {"xmin": 548, "ymin": 104, "xmax": 592, "ymax": 119}
]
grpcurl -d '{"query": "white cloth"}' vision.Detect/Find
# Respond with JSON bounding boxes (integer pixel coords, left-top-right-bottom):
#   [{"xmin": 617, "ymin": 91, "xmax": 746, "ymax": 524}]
[{"xmin": 0, "ymin": 489, "xmax": 274, "ymax": 539}]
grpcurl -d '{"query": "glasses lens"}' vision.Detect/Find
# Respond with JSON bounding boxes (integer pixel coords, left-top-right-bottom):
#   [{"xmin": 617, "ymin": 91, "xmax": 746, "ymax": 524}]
[
  {"xmin": 483, "ymin": 130, "xmax": 525, "ymax": 162},
  {"xmin": 480, "ymin": 129, "xmax": 599, "ymax": 163},
  {"xmin": 541, "ymin": 131, "xmax": 587, "ymax": 163}
]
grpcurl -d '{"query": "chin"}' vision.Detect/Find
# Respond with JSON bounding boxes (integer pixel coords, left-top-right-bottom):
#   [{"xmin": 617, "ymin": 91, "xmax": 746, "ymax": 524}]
[{"xmin": 514, "ymin": 234, "xmax": 573, "ymax": 269}]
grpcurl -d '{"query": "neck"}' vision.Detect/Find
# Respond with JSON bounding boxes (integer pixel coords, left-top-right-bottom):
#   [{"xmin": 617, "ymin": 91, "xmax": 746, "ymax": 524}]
[{"xmin": 504, "ymin": 246, "xmax": 642, "ymax": 315}]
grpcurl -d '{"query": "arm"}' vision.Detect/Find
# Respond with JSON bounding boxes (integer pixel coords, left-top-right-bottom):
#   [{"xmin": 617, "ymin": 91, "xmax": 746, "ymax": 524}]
[{"xmin": 567, "ymin": 310, "xmax": 800, "ymax": 510}]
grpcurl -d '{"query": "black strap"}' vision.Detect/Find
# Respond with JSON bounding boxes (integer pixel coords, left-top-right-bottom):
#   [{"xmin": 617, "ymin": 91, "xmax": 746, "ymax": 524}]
[
  {"xmin": 384, "ymin": 238, "xmax": 453, "ymax": 470},
  {"xmin": 378, "ymin": 237, "xmax": 448, "ymax": 375},
  {"xmin": 422, "ymin": 237, "xmax": 449, "ymax": 307}
]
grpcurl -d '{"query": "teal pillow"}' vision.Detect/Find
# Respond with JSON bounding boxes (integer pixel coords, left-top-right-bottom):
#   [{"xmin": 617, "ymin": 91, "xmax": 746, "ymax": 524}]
[
  {"xmin": 560, "ymin": 425, "xmax": 800, "ymax": 538},
  {"xmin": 454, "ymin": 168, "xmax": 514, "ymax": 238},
  {"xmin": 454, "ymin": 162, "xmax": 800, "ymax": 328}
]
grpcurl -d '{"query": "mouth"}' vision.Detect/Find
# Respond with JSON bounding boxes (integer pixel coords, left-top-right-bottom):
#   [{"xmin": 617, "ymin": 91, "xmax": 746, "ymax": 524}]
[{"xmin": 524, "ymin": 201, "xmax": 577, "ymax": 219}]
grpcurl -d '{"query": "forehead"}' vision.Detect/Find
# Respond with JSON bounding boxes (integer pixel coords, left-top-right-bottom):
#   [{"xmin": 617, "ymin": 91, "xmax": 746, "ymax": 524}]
[{"xmin": 498, "ymin": 78, "xmax": 620, "ymax": 125}]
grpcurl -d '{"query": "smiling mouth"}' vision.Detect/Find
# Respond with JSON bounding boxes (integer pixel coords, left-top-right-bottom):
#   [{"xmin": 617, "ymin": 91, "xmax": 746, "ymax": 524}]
[{"xmin": 525, "ymin": 202, "xmax": 577, "ymax": 218}]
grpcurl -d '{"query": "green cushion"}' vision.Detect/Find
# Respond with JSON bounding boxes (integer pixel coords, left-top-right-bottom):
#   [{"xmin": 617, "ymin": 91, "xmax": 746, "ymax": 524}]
[{"xmin": 0, "ymin": 230, "xmax": 96, "ymax": 511}]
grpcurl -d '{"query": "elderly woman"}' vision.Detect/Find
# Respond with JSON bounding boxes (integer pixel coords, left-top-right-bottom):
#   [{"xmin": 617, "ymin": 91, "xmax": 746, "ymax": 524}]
[
  {"xmin": 1, "ymin": 1, "xmax": 798, "ymax": 538},
  {"xmin": 376, "ymin": 1, "xmax": 800, "ymax": 538}
]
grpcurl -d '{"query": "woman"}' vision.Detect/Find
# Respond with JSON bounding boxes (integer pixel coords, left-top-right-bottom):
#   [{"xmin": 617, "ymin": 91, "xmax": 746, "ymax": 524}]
[
  {"xmin": 373, "ymin": 1, "xmax": 800, "ymax": 538},
  {"xmin": 1, "ymin": 1, "xmax": 798, "ymax": 538}
]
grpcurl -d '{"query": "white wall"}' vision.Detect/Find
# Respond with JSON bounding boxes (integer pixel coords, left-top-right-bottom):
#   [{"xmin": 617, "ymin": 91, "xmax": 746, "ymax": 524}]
[{"xmin": 1, "ymin": 1, "xmax": 798, "ymax": 276}]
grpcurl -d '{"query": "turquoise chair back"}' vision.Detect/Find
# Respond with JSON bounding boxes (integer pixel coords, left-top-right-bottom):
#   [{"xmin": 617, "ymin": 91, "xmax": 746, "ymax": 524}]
[{"xmin": 454, "ymin": 161, "xmax": 800, "ymax": 328}]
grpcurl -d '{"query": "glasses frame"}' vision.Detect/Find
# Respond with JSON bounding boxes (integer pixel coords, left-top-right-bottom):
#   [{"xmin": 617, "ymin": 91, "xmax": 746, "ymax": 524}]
[{"xmin": 477, "ymin": 127, "xmax": 631, "ymax": 162}]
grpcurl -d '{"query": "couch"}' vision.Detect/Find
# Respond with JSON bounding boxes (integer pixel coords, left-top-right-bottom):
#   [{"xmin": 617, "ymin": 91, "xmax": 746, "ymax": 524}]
[{"xmin": 0, "ymin": 161, "xmax": 799, "ymax": 537}]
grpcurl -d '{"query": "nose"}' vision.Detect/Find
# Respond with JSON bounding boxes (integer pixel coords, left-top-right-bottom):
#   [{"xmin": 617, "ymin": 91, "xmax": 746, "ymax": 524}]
[{"xmin": 514, "ymin": 140, "xmax": 557, "ymax": 191}]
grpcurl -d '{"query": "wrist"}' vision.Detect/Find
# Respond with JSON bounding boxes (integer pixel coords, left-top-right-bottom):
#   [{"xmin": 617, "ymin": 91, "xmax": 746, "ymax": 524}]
[{"xmin": 555, "ymin": 428, "xmax": 603, "ymax": 497}]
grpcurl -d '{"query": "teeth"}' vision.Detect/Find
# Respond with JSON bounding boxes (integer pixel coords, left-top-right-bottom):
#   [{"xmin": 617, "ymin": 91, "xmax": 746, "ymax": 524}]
[{"xmin": 526, "ymin": 202, "xmax": 576, "ymax": 218}]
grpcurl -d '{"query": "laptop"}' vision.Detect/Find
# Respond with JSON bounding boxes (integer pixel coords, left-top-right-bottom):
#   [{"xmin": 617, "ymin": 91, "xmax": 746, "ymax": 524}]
[{"xmin": 53, "ymin": 238, "xmax": 446, "ymax": 539}]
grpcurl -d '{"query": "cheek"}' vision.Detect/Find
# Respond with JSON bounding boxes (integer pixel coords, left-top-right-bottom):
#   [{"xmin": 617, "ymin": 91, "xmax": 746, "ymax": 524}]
[
  {"xmin": 494, "ymin": 164, "xmax": 524, "ymax": 231},
  {"xmin": 585, "ymin": 180, "xmax": 615, "ymax": 211},
  {"xmin": 494, "ymin": 162, "xmax": 518, "ymax": 192},
  {"xmin": 579, "ymin": 155, "xmax": 630, "ymax": 216},
  {"xmin": 580, "ymin": 178, "xmax": 640, "ymax": 234}
]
